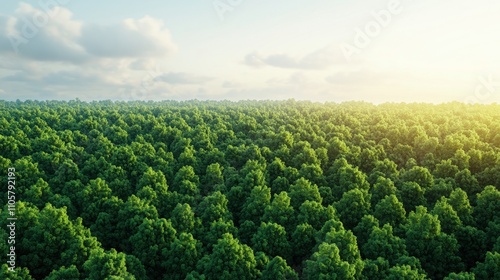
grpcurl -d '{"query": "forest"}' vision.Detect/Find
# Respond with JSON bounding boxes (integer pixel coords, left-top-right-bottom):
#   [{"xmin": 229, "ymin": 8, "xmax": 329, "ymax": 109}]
[{"xmin": 0, "ymin": 99, "xmax": 499, "ymax": 280}]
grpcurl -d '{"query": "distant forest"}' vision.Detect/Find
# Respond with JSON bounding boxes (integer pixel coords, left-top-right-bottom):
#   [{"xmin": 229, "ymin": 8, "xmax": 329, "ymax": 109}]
[{"xmin": 1, "ymin": 100, "xmax": 499, "ymax": 279}]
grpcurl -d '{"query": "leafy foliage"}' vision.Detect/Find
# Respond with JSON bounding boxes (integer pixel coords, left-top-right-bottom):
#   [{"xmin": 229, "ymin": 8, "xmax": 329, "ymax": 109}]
[{"xmin": 0, "ymin": 100, "xmax": 499, "ymax": 279}]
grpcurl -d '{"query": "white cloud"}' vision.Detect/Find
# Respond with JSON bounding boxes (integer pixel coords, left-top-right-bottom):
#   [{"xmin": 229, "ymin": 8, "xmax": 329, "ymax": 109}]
[
  {"xmin": 154, "ymin": 72, "xmax": 212, "ymax": 85},
  {"xmin": 0, "ymin": 3, "xmax": 176, "ymax": 63},
  {"xmin": 325, "ymin": 70, "xmax": 382, "ymax": 85},
  {"xmin": 288, "ymin": 72, "xmax": 308, "ymax": 84},
  {"xmin": 244, "ymin": 46, "xmax": 345, "ymax": 70},
  {"xmin": 0, "ymin": 3, "xmax": 184, "ymax": 101},
  {"xmin": 129, "ymin": 58, "xmax": 158, "ymax": 71},
  {"xmin": 222, "ymin": 81, "xmax": 241, "ymax": 88},
  {"xmin": 0, "ymin": 3, "xmax": 87, "ymax": 63},
  {"xmin": 80, "ymin": 16, "xmax": 176, "ymax": 58}
]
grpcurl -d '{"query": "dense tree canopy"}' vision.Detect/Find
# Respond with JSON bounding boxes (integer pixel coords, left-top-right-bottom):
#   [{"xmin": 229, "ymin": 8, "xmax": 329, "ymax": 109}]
[{"xmin": 0, "ymin": 100, "xmax": 499, "ymax": 279}]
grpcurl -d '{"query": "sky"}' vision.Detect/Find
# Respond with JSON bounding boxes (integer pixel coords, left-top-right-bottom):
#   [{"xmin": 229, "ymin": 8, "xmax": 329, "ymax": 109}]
[{"xmin": 0, "ymin": 0, "xmax": 499, "ymax": 103}]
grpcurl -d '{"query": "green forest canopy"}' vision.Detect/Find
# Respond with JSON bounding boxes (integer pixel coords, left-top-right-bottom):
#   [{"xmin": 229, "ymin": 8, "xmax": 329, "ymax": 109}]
[{"xmin": 0, "ymin": 100, "xmax": 500, "ymax": 279}]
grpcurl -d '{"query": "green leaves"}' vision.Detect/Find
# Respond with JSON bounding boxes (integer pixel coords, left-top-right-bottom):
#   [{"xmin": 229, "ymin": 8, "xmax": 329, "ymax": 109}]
[
  {"xmin": 335, "ymin": 189, "xmax": 371, "ymax": 230},
  {"xmin": 262, "ymin": 191, "xmax": 295, "ymax": 229},
  {"xmin": 197, "ymin": 191, "xmax": 232, "ymax": 227},
  {"xmin": 474, "ymin": 186, "xmax": 500, "ymax": 229},
  {"xmin": 303, "ymin": 243, "xmax": 357, "ymax": 280},
  {"xmin": 129, "ymin": 218, "xmax": 176, "ymax": 277},
  {"xmin": 289, "ymin": 178, "xmax": 322, "ymax": 210},
  {"xmin": 374, "ymin": 194, "xmax": 406, "ymax": 228},
  {"xmin": 401, "ymin": 166, "xmax": 434, "ymax": 190},
  {"xmin": 473, "ymin": 252, "xmax": 500, "ymax": 280},
  {"xmin": 82, "ymin": 249, "xmax": 141, "ymax": 280},
  {"xmin": 2, "ymin": 100, "xmax": 500, "ymax": 279},
  {"xmin": 163, "ymin": 233, "xmax": 203, "ymax": 280},
  {"xmin": 11, "ymin": 203, "xmax": 99, "ymax": 279},
  {"xmin": 404, "ymin": 206, "xmax": 464, "ymax": 279},
  {"xmin": 240, "ymin": 185, "xmax": 271, "ymax": 224},
  {"xmin": 198, "ymin": 233, "xmax": 259, "ymax": 280},
  {"xmin": 261, "ymin": 256, "xmax": 298, "ymax": 280},
  {"xmin": 252, "ymin": 222, "xmax": 291, "ymax": 261},
  {"xmin": 362, "ymin": 224, "xmax": 407, "ymax": 265}
]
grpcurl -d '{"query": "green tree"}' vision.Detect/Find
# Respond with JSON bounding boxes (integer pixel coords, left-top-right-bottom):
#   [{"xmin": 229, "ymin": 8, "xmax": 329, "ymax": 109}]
[
  {"xmin": 362, "ymin": 224, "xmax": 407, "ymax": 265},
  {"xmin": 137, "ymin": 167, "xmax": 168, "ymax": 194},
  {"xmin": 404, "ymin": 206, "xmax": 463, "ymax": 279},
  {"xmin": 110, "ymin": 145, "xmax": 139, "ymax": 179},
  {"xmin": 102, "ymin": 164, "xmax": 133, "ymax": 200},
  {"xmin": 299, "ymin": 163, "xmax": 326, "ymax": 186},
  {"xmin": 455, "ymin": 225, "xmax": 487, "ymax": 270},
  {"xmin": 303, "ymin": 243, "xmax": 357, "ymax": 280},
  {"xmin": 400, "ymin": 166, "xmax": 434, "ymax": 190},
  {"xmin": 432, "ymin": 197, "xmax": 462, "ymax": 234},
  {"xmin": 323, "ymin": 229, "xmax": 364, "ymax": 278},
  {"xmin": 252, "ymin": 222, "xmax": 291, "ymax": 261},
  {"xmin": 335, "ymin": 189, "xmax": 371, "ymax": 229},
  {"xmin": 240, "ymin": 185, "xmax": 271, "ymax": 224},
  {"xmin": 197, "ymin": 191, "xmax": 232, "ymax": 228},
  {"xmin": 373, "ymin": 194, "xmax": 406, "ymax": 229},
  {"xmin": 361, "ymin": 257, "xmax": 390, "ymax": 280},
  {"xmin": 291, "ymin": 223, "xmax": 316, "ymax": 264},
  {"xmin": 262, "ymin": 191, "xmax": 295, "ymax": 230},
  {"xmin": 78, "ymin": 178, "xmax": 114, "ymax": 224},
  {"xmin": 353, "ymin": 215, "xmax": 379, "ymax": 247},
  {"xmin": 254, "ymin": 251, "xmax": 270, "ymax": 273},
  {"xmin": 372, "ymin": 159, "xmax": 399, "ymax": 181},
  {"xmin": 327, "ymin": 137, "xmax": 350, "ymax": 161},
  {"xmin": 472, "ymin": 252, "xmax": 500, "ymax": 280},
  {"xmin": 398, "ymin": 182, "xmax": 426, "ymax": 213},
  {"xmin": 0, "ymin": 264, "xmax": 34, "ymax": 280},
  {"xmin": 173, "ymin": 165, "xmax": 200, "ymax": 196},
  {"xmin": 328, "ymin": 158, "xmax": 370, "ymax": 200},
  {"xmin": 13, "ymin": 203, "xmax": 100, "ymax": 279},
  {"xmin": 297, "ymin": 200, "xmax": 336, "ymax": 231},
  {"xmin": 45, "ymin": 265, "xmax": 80, "ymax": 280},
  {"xmin": 202, "ymin": 163, "xmax": 225, "ymax": 195},
  {"xmin": 197, "ymin": 233, "xmax": 259, "ymax": 280},
  {"xmin": 170, "ymin": 203, "xmax": 197, "ymax": 233},
  {"xmin": 425, "ymin": 178, "xmax": 454, "ymax": 206},
  {"xmin": 116, "ymin": 195, "xmax": 159, "ymax": 251},
  {"xmin": 455, "ymin": 169, "xmax": 481, "ymax": 197},
  {"xmin": 289, "ymin": 178, "xmax": 322, "ymax": 210},
  {"xmin": 238, "ymin": 219, "xmax": 258, "ymax": 245},
  {"xmin": 50, "ymin": 158, "xmax": 82, "ymax": 192},
  {"xmin": 267, "ymin": 158, "xmax": 287, "ymax": 189},
  {"xmin": 12, "ymin": 157, "xmax": 44, "ymax": 196},
  {"xmin": 163, "ymin": 233, "xmax": 203, "ymax": 280},
  {"xmin": 226, "ymin": 185, "xmax": 247, "ymax": 222},
  {"xmin": 89, "ymin": 196, "xmax": 124, "ymax": 250},
  {"xmin": 386, "ymin": 265, "xmax": 428, "ymax": 280},
  {"xmin": 129, "ymin": 218, "xmax": 176, "ymax": 279},
  {"xmin": 240, "ymin": 160, "xmax": 266, "ymax": 191},
  {"xmin": 261, "ymin": 256, "xmax": 298, "ymax": 280},
  {"xmin": 370, "ymin": 177, "xmax": 397, "ymax": 205},
  {"xmin": 474, "ymin": 186, "xmax": 500, "ymax": 229},
  {"xmin": 202, "ymin": 219, "xmax": 238, "ymax": 252},
  {"xmin": 23, "ymin": 178, "xmax": 53, "ymax": 209},
  {"xmin": 271, "ymin": 176, "xmax": 291, "ymax": 195},
  {"xmin": 434, "ymin": 159, "xmax": 459, "ymax": 179},
  {"xmin": 444, "ymin": 272, "xmax": 476, "ymax": 280},
  {"xmin": 82, "ymin": 249, "xmax": 141, "ymax": 279},
  {"xmin": 448, "ymin": 188, "xmax": 474, "ymax": 226}
]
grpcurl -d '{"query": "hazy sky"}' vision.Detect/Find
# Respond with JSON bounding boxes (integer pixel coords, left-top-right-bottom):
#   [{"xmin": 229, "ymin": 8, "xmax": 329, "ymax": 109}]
[{"xmin": 1, "ymin": 0, "xmax": 499, "ymax": 103}]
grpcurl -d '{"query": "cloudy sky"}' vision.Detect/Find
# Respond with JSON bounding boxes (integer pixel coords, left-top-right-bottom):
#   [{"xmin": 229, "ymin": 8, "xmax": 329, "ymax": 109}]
[{"xmin": 0, "ymin": 0, "xmax": 499, "ymax": 103}]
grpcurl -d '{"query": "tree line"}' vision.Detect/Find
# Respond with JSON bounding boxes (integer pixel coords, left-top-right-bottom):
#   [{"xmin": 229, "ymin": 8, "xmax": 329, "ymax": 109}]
[{"xmin": 0, "ymin": 100, "xmax": 499, "ymax": 279}]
